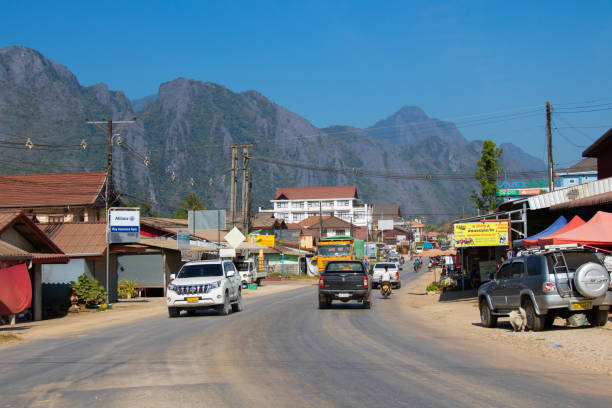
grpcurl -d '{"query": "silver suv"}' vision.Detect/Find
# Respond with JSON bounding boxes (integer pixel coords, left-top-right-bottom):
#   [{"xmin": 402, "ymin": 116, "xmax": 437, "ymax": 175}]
[{"xmin": 479, "ymin": 248, "xmax": 611, "ymax": 331}]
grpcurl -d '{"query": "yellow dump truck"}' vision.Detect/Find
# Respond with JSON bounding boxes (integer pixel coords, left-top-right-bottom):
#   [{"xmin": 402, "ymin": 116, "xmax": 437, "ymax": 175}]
[{"xmin": 313, "ymin": 236, "xmax": 365, "ymax": 273}]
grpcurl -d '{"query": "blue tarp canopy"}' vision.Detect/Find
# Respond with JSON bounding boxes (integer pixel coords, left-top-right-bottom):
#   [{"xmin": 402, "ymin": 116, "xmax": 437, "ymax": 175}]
[{"xmin": 513, "ymin": 216, "xmax": 568, "ymax": 248}]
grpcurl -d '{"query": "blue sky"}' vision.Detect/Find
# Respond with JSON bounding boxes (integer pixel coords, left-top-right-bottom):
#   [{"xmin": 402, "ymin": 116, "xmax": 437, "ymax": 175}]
[{"xmin": 1, "ymin": 0, "xmax": 611, "ymax": 166}]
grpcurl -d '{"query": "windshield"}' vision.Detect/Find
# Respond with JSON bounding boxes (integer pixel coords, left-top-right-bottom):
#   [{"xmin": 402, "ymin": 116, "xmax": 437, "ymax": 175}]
[
  {"xmin": 234, "ymin": 262, "xmax": 250, "ymax": 271},
  {"xmin": 325, "ymin": 262, "xmax": 364, "ymax": 273},
  {"xmin": 178, "ymin": 264, "xmax": 223, "ymax": 278},
  {"xmin": 375, "ymin": 263, "xmax": 397, "ymax": 269},
  {"xmin": 318, "ymin": 244, "xmax": 350, "ymax": 257}
]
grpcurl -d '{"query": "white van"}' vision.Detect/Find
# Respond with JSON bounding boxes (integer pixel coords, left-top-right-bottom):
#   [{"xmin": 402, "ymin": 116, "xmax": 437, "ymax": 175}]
[{"xmin": 415, "ymin": 246, "xmax": 423, "ymax": 254}]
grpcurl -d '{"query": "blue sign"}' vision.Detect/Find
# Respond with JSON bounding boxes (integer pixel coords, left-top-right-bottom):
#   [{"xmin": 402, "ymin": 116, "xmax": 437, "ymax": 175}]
[
  {"xmin": 177, "ymin": 230, "xmax": 190, "ymax": 250},
  {"xmin": 110, "ymin": 226, "xmax": 139, "ymax": 233}
]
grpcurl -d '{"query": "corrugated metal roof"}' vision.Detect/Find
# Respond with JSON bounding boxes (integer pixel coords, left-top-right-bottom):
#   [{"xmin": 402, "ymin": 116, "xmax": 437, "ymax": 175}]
[
  {"xmin": 0, "ymin": 171, "xmax": 106, "ymax": 208},
  {"xmin": 274, "ymin": 185, "xmax": 357, "ymax": 200},
  {"xmin": 528, "ymin": 177, "xmax": 612, "ymax": 210},
  {"xmin": 42, "ymin": 222, "xmax": 107, "ymax": 256},
  {"xmin": 0, "ymin": 239, "xmax": 33, "ymax": 260}
]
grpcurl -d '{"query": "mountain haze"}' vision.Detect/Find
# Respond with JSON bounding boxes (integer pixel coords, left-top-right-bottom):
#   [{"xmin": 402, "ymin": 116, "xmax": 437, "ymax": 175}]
[{"xmin": 0, "ymin": 46, "xmax": 546, "ymax": 221}]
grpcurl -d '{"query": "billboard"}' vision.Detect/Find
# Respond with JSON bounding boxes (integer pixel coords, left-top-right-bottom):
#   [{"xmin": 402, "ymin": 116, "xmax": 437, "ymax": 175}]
[
  {"xmin": 248, "ymin": 234, "xmax": 275, "ymax": 247},
  {"xmin": 109, "ymin": 209, "xmax": 140, "ymax": 243},
  {"xmin": 454, "ymin": 221, "xmax": 509, "ymax": 247},
  {"xmin": 378, "ymin": 219, "xmax": 394, "ymax": 231}
]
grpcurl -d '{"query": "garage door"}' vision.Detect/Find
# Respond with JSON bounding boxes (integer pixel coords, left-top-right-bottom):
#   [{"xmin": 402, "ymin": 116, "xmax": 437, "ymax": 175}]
[{"xmin": 117, "ymin": 254, "xmax": 164, "ymax": 287}]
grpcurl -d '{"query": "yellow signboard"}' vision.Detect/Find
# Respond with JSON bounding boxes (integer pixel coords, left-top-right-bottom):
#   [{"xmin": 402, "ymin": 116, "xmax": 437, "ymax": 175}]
[
  {"xmin": 454, "ymin": 221, "xmax": 509, "ymax": 247},
  {"xmin": 248, "ymin": 234, "xmax": 275, "ymax": 247}
]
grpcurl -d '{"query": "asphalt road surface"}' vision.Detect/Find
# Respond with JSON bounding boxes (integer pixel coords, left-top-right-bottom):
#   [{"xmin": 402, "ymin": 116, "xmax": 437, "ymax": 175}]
[{"xmin": 1, "ymin": 265, "xmax": 610, "ymax": 407}]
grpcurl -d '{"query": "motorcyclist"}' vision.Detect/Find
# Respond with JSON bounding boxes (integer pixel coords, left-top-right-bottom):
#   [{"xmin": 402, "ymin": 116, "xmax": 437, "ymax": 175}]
[{"xmin": 380, "ymin": 265, "xmax": 392, "ymax": 295}]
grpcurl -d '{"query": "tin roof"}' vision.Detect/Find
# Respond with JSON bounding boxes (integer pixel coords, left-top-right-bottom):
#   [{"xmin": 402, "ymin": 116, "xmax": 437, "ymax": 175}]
[
  {"xmin": 274, "ymin": 185, "xmax": 357, "ymax": 200},
  {"xmin": 0, "ymin": 171, "xmax": 106, "ymax": 208},
  {"xmin": 42, "ymin": 222, "xmax": 107, "ymax": 256},
  {"xmin": 0, "ymin": 239, "xmax": 33, "ymax": 261}
]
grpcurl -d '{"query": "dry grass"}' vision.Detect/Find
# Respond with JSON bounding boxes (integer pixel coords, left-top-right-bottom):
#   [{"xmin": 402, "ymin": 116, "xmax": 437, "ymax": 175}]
[{"xmin": 0, "ymin": 332, "xmax": 23, "ymax": 344}]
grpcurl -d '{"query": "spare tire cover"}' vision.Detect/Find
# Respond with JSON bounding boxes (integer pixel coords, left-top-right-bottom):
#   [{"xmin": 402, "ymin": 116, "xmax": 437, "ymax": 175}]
[{"xmin": 574, "ymin": 262, "xmax": 610, "ymax": 299}]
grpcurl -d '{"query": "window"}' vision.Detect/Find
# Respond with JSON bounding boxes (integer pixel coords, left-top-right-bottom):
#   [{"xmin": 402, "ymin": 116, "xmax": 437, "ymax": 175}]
[
  {"xmin": 336, "ymin": 229, "xmax": 346, "ymax": 236},
  {"xmin": 322, "ymin": 200, "xmax": 334, "ymax": 208},
  {"xmin": 276, "ymin": 201, "xmax": 288, "ymax": 208},
  {"xmin": 325, "ymin": 261, "xmax": 364, "ymax": 273},
  {"xmin": 48, "ymin": 215, "xmax": 64, "ymax": 223},
  {"xmin": 308, "ymin": 201, "xmax": 319, "ymax": 208},
  {"xmin": 292, "ymin": 201, "xmax": 304, "ymax": 208},
  {"xmin": 178, "ymin": 264, "xmax": 223, "ymax": 278},
  {"xmin": 336, "ymin": 200, "xmax": 349, "ymax": 207},
  {"xmin": 318, "ymin": 245, "xmax": 350, "ymax": 257},
  {"xmin": 292, "ymin": 214, "xmax": 301, "ymax": 222},
  {"xmin": 496, "ymin": 264, "xmax": 511, "ymax": 280},
  {"xmin": 510, "ymin": 261, "xmax": 525, "ymax": 278},
  {"xmin": 527, "ymin": 256, "xmax": 544, "ymax": 276}
]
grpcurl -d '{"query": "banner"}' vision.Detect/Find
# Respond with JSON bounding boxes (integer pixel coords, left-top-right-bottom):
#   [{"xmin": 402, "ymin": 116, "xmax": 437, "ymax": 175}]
[
  {"xmin": 454, "ymin": 221, "xmax": 509, "ymax": 247},
  {"xmin": 248, "ymin": 234, "xmax": 275, "ymax": 247}
]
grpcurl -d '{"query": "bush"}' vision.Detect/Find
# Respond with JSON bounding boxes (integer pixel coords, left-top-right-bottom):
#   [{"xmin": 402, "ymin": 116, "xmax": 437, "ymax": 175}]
[
  {"xmin": 70, "ymin": 274, "xmax": 107, "ymax": 306},
  {"xmin": 118, "ymin": 279, "xmax": 138, "ymax": 299},
  {"xmin": 267, "ymin": 272, "xmax": 281, "ymax": 277},
  {"xmin": 426, "ymin": 282, "xmax": 440, "ymax": 292}
]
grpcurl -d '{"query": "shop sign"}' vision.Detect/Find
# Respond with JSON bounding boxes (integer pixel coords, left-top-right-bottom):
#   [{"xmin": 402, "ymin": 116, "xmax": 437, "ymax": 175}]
[
  {"xmin": 454, "ymin": 221, "xmax": 509, "ymax": 247},
  {"xmin": 365, "ymin": 243, "xmax": 377, "ymax": 257},
  {"xmin": 497, "ymin": 180, "xmax": 549, "ymax": 189},
  {"xmin": 109, "ymin": 209, "xmax": 140, "ymax": 243},
  {"xmin": 497, "ymin": 188, "xmax": 547, "ymax": 197},
  {"xmin": 248, "ymin": 234, "xmax": 275, "ymax": 247},
  {"xmin": 177, "ymin": 230, "xmax": 190, "ymax": 250},
  {"xmin": 299, "ymin": 235, "xmax": 314, "ymax": 250}
]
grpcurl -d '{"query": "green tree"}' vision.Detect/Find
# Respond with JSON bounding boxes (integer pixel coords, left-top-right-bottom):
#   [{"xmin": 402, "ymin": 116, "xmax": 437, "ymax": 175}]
[
  {"xmin": 173, "ymin": 192, "xmax": 206, "ymax": 219},
  {"xmin": 470, "ymin": 140, "xmax": 503, "ymax": 212}
]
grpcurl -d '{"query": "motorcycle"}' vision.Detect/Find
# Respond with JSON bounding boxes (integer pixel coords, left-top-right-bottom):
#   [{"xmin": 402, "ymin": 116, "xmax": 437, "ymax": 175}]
[{"xmin": 380, "ymin": 280, "xmax": 392, "ymax": 298}]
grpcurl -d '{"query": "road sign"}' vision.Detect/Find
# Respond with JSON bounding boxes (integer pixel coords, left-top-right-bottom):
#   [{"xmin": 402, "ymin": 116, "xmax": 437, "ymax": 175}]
[
  {"xmin": 109, "ymin": 209, "xmax": 140, "ymax": 243},
  {"xmin": 177, "ymin": 230, "xmax": 190, "ymax": 250},
  {"xmin": 219, "ymin": 248, "xmax": 236, "ymax": 258},
  {"xmin": 224, "ymin": 227, "xmax": 246, "ymax": 249},
  {"xmin": 378, "ymin": 219, "xmax": 393, "ymax": 231}
]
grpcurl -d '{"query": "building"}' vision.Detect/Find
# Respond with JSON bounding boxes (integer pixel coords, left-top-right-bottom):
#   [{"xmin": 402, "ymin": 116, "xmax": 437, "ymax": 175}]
[
  {"xmin": 297, "ymin": 215, "xmax": 357, "ymax": 240},
  {"xmin": 258, "ymin": 185, "xmax": 372, "ymax": 227},
  {"xmin": 405, "ymin": 220, "xmax": 426, "ymax": 242},
  {"xmin": 372, "ymin": 204, "xmax": 403, "ymax": 226},
  {"xmin": 555, "ymin": 158, "xmax": 598, "ymax": 188},
  {"xmin": 0, "ymin": 171, "xmax": 110, "ymax": 223},
  {"xmin": 583, "ymin": 127, "xmax": 612, "ymax": 179}
]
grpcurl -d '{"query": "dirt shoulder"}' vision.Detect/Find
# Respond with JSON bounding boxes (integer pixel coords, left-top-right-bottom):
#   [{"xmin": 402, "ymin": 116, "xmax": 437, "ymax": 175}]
[
  {"xmin": 400, "ymin": 268, "xmax": 612, "ymax": 374},
  {"xmin": 0, "ymin": 280, "xmax": 312, "ymax": 345}
]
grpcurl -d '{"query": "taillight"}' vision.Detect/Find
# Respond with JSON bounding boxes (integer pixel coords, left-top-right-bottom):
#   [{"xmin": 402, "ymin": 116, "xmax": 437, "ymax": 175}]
[
  {"xmin": 543, "ymin": 282, "xmax": 555, "ymax": 292},
  {"xmin": 319, "ymin": 275, "xmax": 324, "ymax": 289},
  {"xmin": 363, "ymin": 275, "xmax": 369, "ymax": 288},
  {"xmin": 396, "ymin": 272, "xmax": 399, "ymax": 279}
]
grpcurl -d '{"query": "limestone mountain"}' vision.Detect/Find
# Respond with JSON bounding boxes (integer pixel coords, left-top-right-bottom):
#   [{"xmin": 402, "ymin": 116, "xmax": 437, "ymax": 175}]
[{"xmin": 0, "ymin": 46, "xmax": 546, "ymax": 221}]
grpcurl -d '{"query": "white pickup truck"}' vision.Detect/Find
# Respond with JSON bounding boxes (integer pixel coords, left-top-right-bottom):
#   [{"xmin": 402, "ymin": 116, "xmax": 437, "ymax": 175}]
[{"xmin": 234, "ymin": 258, "xmax": 266, "ymax": 286}]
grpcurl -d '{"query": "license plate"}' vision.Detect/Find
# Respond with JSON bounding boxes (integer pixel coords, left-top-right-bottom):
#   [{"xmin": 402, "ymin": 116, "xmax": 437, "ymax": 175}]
[
  {"xmin": 187, "ymin": 297, "xmax": 199, "ymax": 303},
  {"xmin": 571, "ymin": 301, "xmax": 591, "ymax": 310},
  {"xmin": 338, "ymin": 293, "xmax": 350, "ymax": 298}
]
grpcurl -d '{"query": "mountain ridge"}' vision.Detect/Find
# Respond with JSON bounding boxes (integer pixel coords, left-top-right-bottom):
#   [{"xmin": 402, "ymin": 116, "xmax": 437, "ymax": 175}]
[{"xmin": 0, "ymin": 46, "xmax": 546, "ymax": 222}]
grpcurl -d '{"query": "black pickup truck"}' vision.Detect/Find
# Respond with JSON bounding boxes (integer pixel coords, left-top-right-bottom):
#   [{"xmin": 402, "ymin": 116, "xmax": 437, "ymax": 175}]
[{"xmin": 318, "ymin": 260, "xmax": 372, "ymax": 309}]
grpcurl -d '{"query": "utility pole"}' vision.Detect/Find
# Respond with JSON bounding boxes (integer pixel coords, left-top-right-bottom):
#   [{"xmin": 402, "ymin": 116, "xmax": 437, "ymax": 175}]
[
  {"xmin": 241, "ymin": 146, "xmax": 251, "ymax": 233},
  {"xmin": 319, "ymin": 201, "xmax": 323, "ymax": 240},
  {"xmin": 86, "ymin": 117, "xmax": 135, "ymax": 303},
  {"xmin": 546, "ymin": 101, "xmax": 554, "ymax": 192},
  {"xmin": 226, "ymin": 143, "xmax": 254, "ymax": 231}
]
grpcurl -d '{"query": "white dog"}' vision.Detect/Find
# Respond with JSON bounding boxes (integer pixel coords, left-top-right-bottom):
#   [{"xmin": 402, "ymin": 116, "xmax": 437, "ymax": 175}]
[{"xmin": 508, "ymin": 307, "xmax": 526, "ymax": 332}]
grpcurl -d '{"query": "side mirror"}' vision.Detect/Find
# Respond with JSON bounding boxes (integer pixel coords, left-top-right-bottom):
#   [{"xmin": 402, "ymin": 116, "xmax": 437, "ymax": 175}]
[
  {"xmin": 227, "ymin": 270, "xmax": 235, "ymax": 277},
  {"xmin": 169, "ymin": 274, "xmax": 176, "ymax": 281}
]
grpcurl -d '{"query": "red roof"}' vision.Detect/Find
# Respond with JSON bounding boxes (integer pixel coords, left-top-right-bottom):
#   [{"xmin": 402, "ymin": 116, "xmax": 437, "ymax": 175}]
[
  {"xmin": 42, "ymin": 222, "xmax": 108, "ymax": 256},
  {"xmin": 298, "ymin": 215, "xmax": 353, "ymax": 229},
  {"xmin": 274, "ymin": 185, "xmax": 357, "ymax": 200},
  {"xmin": 0, "ymin": 171, "xmax": 106, "ymax": 208}
]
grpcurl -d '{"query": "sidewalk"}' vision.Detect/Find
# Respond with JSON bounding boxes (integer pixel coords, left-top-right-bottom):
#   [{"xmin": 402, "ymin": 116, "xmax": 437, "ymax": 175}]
[
  {"xmin": 1, "ymin": 280, "xmax": 312, "ymax": 345},
  {"xmin": 399, "ymin": 267, "xmax": 612, "ymax": 375}
]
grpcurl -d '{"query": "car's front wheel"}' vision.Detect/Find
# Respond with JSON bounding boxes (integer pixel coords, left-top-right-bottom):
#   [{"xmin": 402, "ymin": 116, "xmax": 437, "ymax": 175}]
[
  {"xmin": 479, "ymin": 299, "xmax": 497, "ymax": 328},
  {"xmin": 217, "ymin": 292, "xmax": 230, "ymax": 315},
  {"xmin": 232, "ymin": 290, "xmax": 243, "ymax": 313}
]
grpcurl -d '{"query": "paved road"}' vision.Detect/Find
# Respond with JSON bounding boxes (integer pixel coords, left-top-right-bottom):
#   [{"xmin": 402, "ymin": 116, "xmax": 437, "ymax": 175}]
[{"xmin": 1, "ymin": 265, "xmax": 609, "ymax": 407}]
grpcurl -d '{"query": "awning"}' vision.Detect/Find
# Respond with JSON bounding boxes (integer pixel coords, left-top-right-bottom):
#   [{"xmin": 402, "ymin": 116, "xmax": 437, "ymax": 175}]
[
  {"xmin": 0, "ymin": 263, "xmax": 32, "ymax": 315},
  {"xmin": 540, "ymin": 211, "xmax": 612, "ymax": 247},
  {"xmin": 550, "ymin": 191, "xmax": 612, "ymax": 210},
  {"xmin": 513, "ymin": 216, "xmax": 567, "ymax": 248},
  {"xmin": 536, "ymin": 216, "xmax": 586, "ymax": 246}
]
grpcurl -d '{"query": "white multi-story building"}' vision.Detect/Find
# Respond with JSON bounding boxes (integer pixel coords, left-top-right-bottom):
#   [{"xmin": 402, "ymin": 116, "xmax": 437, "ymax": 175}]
[{"xmin": 258, "ymin": 185, "xmax": 372, "ymax": 227}]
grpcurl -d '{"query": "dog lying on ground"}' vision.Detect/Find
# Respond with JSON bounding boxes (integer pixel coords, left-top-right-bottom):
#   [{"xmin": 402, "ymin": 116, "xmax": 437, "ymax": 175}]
[{"xmin": 508, "ymin": 307, "xmax": 526, "ymax": 332}]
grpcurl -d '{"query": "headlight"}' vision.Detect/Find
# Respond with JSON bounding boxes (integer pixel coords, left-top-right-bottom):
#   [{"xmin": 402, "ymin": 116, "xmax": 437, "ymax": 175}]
[
  {"xmin": 168, "ymin": 284, "xmax": 178, "ymax": 292},
  {"xmin": 209, "ymin": 280, "xmax": 222, "ymax": 289}
]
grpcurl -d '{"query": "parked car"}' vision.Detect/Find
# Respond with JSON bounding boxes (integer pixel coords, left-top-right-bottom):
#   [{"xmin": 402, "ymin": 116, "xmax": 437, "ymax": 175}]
[
  {"xmin": 478, "ymin": 248, "xmax": 612, "ymax": 331},
  {"xmin": 318, "ymin": 260, "xmax": 372, "ymax": 309},
  {"xmin": 372, "ymin": 262, "xmax": 401, "ymax": 289},
  {"xmin": 415, "ymin": 246, "xmax": 423, "ymax": 254},
  {"xmin": 166, "ymin": 260, "xmax": 243, "ymax": 317},
  {"xmin": 387, "ymin": 256, "xmax": 402, "ymax": 270}
]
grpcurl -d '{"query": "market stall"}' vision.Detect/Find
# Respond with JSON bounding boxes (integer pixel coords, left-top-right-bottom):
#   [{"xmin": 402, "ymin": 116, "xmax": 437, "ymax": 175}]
[
  {"xmin": 531, "ymin": 215, "xmax": 586, "ymax": 247},
  {"xmin": 513, "ymin": 215, "xmax": 567, "ymax": 248}
]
